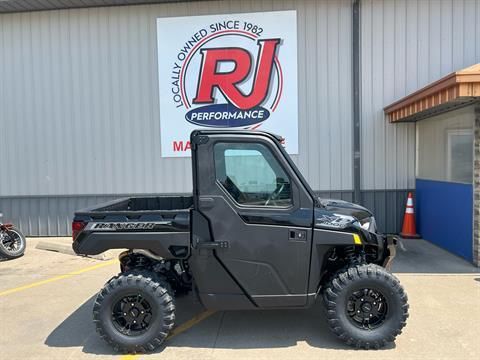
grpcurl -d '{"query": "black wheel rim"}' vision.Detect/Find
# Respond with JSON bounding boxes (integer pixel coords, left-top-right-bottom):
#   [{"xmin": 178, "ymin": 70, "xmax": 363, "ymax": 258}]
[
  {"xmin": 0, "ymin": 230, "xmax": 23, "ymax": 254},
  {"xmin": 112, "ymin": 294, "xmax": 153, "ymax": 336},
  {"xmin": 347, "ymin": 288, "xmax": 388, "ymax": 329}
]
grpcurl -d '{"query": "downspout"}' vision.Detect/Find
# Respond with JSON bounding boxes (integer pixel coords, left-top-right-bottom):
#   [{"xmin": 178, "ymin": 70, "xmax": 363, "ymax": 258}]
[{"xmin": 352, "ymin": 0, "xmax": 361, "ymax": 204}]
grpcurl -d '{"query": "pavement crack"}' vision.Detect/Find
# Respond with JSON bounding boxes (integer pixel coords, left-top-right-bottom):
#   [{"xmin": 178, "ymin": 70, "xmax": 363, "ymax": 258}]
[{"xmin": 211, "ymin": 311, "xmax": 226, "ymax": 352}]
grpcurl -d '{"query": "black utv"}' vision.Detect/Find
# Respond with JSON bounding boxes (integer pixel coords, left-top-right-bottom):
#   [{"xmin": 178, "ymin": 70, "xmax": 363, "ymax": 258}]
[{"xmin": 72, "ymin": 130, "xmax": 408, "ymax": 353}]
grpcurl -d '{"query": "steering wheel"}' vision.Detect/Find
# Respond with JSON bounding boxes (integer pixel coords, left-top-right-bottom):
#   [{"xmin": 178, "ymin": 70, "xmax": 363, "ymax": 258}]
[{"xmin": 265, "ymin": 183, "xmax": 285, "ymax": 206}]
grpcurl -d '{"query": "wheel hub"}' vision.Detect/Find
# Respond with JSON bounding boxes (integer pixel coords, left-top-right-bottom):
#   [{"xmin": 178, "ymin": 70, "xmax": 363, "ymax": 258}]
[
  {"xmin": 112, "ymin": 294, "xmax": 153, "ymax": 336},
  {"xmin": 347, "ymin": 288, "xmax": 388, "ymax": 329},
  {"xmin": 0, "ymin": 231, "xmax": 22, "ymax": 253},
  {"xmin": 361, "ymin": 302, "xmax": 372, "ymax": 312},
  {"xmin": 129, "ymin": 307, "xmax": 140, "ymax": 318}
]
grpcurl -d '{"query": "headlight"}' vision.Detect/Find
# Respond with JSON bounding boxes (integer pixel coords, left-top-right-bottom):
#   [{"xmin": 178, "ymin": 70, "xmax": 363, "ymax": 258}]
[
  {"xmin": 360, "ymin": 216, "xmax": 376, "ymax": 232},
  {"xmin": 360, "ymin": 221, "xmax": 370, "ymax": 230}
]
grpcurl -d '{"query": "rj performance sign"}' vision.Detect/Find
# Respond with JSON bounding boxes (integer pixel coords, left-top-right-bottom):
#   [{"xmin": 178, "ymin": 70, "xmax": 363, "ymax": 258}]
[{"xmin": 157, "ymin": 11, "xmax": 298, "ymax": 157}]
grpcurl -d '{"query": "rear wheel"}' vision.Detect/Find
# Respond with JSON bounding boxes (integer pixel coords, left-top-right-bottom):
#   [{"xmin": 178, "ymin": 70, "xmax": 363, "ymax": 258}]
[
  {"xmin": 0, "ymin": 227, "xmax": 26, "ymax": 259},
  {"xmin": 93, "ymin": 271, "xmax": 175, "ymax": 353},
  {"xmin": 322, "ymin": 264, "xmax": 408, "ymax": 349}
]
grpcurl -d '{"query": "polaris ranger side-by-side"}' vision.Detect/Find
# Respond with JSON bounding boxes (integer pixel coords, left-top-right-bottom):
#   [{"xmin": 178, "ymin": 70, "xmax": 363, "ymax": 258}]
[{"xmin": 72, "ymin": 130, "xmax": 408, "ymax": 353}]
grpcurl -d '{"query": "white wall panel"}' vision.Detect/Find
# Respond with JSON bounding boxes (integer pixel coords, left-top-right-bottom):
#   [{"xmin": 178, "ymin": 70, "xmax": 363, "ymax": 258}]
[
  {"xmin": 416, "ymin": 106, "xmax": 474, "ymax": 182},
  {"xmin": 361, "ymin": 0, "xmax": 480, "ymax": 190},
  {"xmin": 0, "ymin": 0, "xmax": 353, "ymax": 196}
]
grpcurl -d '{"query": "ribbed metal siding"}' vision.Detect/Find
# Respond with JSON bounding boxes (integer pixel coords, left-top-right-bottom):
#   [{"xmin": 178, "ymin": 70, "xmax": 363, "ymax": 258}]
[
  {"xmin": 0, "ymin": 195, "xmax": 117, "ymax": 236},
  {"xmin": 0, "ymin": 0, "xmax": 353, "ymax": 198},
  {"xmin": 0, "ymin": 1, "xmax": 187, "ymax": 14},
  {"xmin": 361, "ymin": 0, "xmax": 480, "ymax": 190}
]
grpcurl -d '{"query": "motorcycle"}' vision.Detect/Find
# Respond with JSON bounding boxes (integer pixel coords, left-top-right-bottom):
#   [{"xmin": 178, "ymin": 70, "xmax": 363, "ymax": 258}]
[{"xmin": 0, "ymin": 213, "xmax": 26, "ymax": 259}]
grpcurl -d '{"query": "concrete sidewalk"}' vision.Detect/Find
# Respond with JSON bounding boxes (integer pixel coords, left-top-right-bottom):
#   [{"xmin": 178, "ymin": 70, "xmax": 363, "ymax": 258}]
[
  {"xmin": 393, "ymin": 238, "xmax": 479, "ymax": 273},
  {"xmin": 33, "ymin": 236, "xmax": 118, "ymax": 261}
]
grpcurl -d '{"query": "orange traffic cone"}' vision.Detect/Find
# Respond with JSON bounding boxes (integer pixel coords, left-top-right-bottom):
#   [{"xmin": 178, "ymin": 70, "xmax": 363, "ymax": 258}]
[{"xmin": 400, "ymin": 192, "xmax": 420, "ymax": 239}]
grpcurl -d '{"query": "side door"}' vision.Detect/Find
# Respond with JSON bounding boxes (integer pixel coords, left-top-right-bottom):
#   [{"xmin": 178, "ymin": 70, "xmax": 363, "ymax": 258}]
[{"xmin": 191, "ymin": 132, "xmax": 315, "ymax": 308}]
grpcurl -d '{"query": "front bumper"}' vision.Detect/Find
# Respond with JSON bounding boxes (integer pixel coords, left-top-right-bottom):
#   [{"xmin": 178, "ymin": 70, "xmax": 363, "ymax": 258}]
[{"xmin": 382, "ymin": 235, "xmax": 398, "ymax": 271}]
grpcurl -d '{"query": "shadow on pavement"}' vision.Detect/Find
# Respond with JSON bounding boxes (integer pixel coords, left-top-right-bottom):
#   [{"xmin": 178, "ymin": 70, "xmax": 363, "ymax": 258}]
[
  {"xmin": 45, "ymin": 294, "xmax": 204, "ymax": 355},
  {"xmin": 45, "ymin": 295, "xmax": 395, "ymax": 355},
  {"xmin": 392, "ymin": 239, "xmax": 479, "ymax": 274},
  {"xmin": 165, "ymin": 302, "xmax": 395, "ymax": 352},
  {"xmin": 45, "ymin": 295, "xmax": 114, "ymax": 355}
]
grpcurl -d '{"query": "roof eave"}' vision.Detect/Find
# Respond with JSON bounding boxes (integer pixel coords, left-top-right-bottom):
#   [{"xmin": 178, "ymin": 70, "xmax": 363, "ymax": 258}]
[{"xmin": 384, "ymin": 64, "xmax": 480, "ymax": 123}]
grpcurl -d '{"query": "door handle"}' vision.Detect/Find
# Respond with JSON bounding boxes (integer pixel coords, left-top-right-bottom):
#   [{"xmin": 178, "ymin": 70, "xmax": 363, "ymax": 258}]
[
  {"xmin": 197, "ymin": 241, "xmax": 229, "ymax": 249},
  {"xmin": 289, "ymin": 229, "xmax": 307, "ymax": 241}
]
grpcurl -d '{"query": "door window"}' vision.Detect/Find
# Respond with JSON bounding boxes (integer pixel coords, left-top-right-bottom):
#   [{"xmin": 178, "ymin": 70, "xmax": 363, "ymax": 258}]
[{"xmin": 214, "ymin": 143, "xmax": 292, "ymax": 207}]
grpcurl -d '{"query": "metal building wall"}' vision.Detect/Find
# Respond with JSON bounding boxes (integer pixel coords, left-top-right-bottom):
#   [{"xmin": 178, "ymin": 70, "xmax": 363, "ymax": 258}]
[
  {"xmin": 0, "ymin": 0, "xmax": 356, "ymax": 235},
  {"xmin": 359, "ymin": 0, "xmax": 480, "ymax": 232},
  {"xmin": 0, "ymin": 0, "xmax": 353, "ymax": 198},
  {"xmin": 361, "ymin": 0, "xmax": 480, "ymax": 191}
]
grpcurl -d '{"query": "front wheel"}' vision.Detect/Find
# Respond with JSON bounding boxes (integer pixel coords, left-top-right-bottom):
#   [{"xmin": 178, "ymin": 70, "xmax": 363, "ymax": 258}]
[
  {"xmin": 0, "ymin": 227, "xmax": 26, "ymax": 259},
  {"xmin": 93, "ymin": 271, "xmax": 175, "ymax": 353},
  {"xmin": 322, "ymin": 264, "xmax": 409, "ymax": 349}
]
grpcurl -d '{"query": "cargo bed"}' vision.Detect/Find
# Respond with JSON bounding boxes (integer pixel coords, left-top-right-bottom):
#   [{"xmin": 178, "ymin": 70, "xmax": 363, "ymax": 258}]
[
  {"xmin": 72, "ymin": 196, "xmax": 193, "ymax": 258},
  {"xmin": 75, "ymin": 195, "xmax": 193, "ymax": 215}
]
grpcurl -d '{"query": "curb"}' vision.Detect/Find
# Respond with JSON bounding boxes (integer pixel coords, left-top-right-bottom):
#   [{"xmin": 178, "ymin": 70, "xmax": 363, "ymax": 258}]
[{"xmin": 35, "ymin": 240, "xmax": 114, "ymax": 261}]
